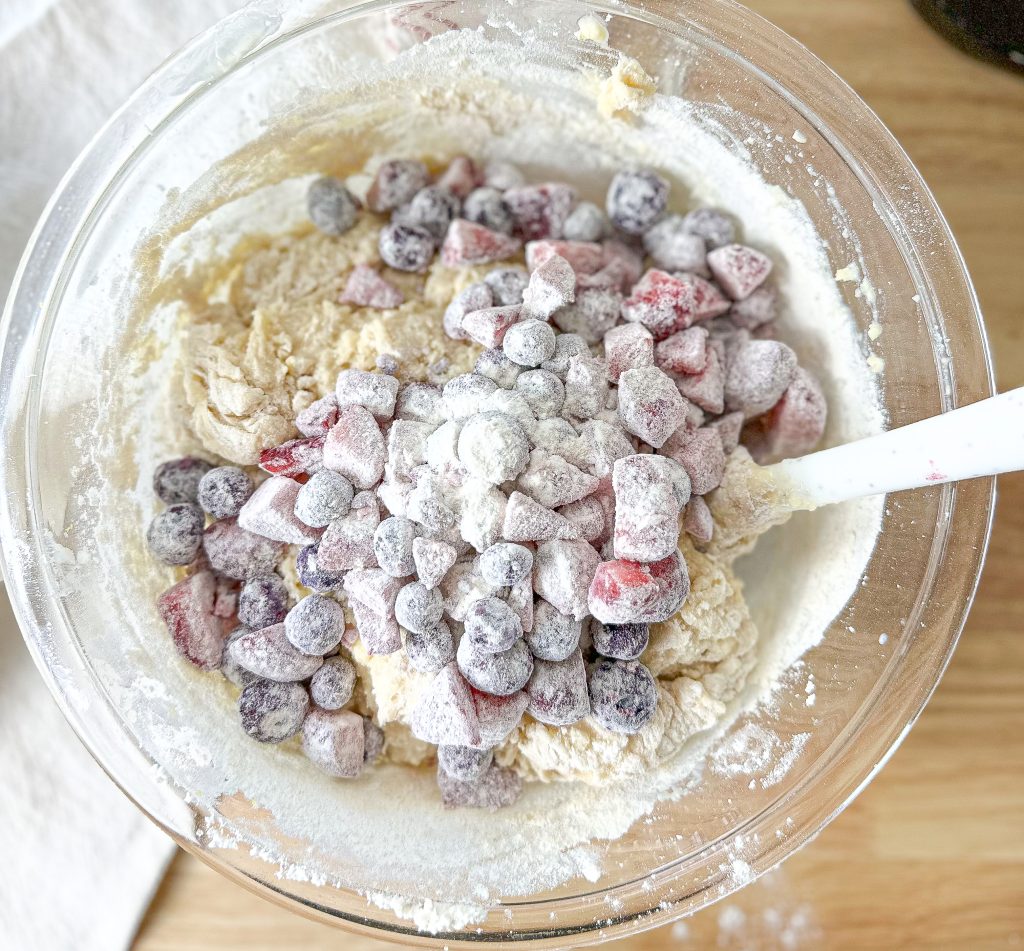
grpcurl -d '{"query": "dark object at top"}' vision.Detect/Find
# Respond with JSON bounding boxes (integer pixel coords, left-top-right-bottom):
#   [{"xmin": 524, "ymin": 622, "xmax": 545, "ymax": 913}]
[{"xmin": 911, "ymin": 0, "xmax": 1024, "ymax": 74}]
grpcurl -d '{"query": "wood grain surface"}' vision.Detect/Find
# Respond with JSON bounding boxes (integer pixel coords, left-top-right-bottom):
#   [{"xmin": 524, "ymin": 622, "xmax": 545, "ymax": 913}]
[{"xmin": 134, "ymin": 2, "xmax": 1024, "ymax": 948}]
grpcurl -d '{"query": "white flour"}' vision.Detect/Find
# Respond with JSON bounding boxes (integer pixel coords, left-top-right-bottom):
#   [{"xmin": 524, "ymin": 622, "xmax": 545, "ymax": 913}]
[{"xmin": 72, "ymin": 24, "xmax": 884, "ymax": 932}]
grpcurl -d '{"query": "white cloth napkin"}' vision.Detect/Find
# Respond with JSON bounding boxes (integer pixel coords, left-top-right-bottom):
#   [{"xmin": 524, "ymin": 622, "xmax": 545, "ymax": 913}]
[{"xmin": 0, "ymin": 2, "xmax": 244, "ymax": 948}]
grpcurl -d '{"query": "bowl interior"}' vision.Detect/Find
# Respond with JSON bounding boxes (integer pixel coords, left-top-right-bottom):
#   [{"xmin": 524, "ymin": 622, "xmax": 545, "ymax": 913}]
[{"xmin": 0, "ymin": 0, "xmax": 992, "ymax": 944}]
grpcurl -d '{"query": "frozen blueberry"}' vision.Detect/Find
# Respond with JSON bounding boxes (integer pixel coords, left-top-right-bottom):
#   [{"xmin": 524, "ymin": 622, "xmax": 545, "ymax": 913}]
[
  {"xmin": 526, "ymin": 599, "xmax": 581, "ymax": 661},
  {"xmin": 479, "ymin": 543, "xmax": 534, "ymax": 587},
  {"xmin": 394, "ymin": 185, "xmax": 460, "ymax": 240},
  {"xmin": 237, "ymin": 574, "xmax": 291, "ymax": 629},
  {"xmin": 404, "ymin": 621, "xmax": 455, "ymax": 674},
  {"xmin": 147, "ymin": 503, "xmax": 204, "ymax": 565},
  {"xmin": 682, "ymin": 207, "xmax": 735, "ymax": 249},
  {"xmin": 438, "ymin": 745, "xmax": 493, "ymax": 782},
  {"xmin": 238, "ymin": 677, "xmax": 310, "ymax": 743},
  {"xmin": 474, "ymin": 348, "xmax": 523, "ymax": 389},
  {"xmin": 594, "ymin": 622, "xmax": 650, "ymax": 661},
  {"xmin": 503, "ymin": 319, "xmax": 557, "ymax": 368},
  {"xmin": 588, "ymin": 658, "xmax": 657, "ymax": 734},
  {"xmin": 465, "ymin": 597, "xmax": 523, "ymax": 653},
  {"xmin": 296, "ymin": 543, "xmax": 346, "ymax": 592},
  {"xmin": 309, "ymin": 656, "xmax": 357, "ymax": 710},
  {"xmin": 395, "ymin": 581, "xmax": 444, "ymax": 634},
  {"xmin": 367, "ymin": 159, "xmax": 430, "ymax": 212},
  {"xmin": 379, "ymin": 222, "xmax": 436, "ymax": 272},
  {"xmin": 221, "ymin": 627, "xmax": 257, "ymax": 688},
  {"xmin": 373, "ymin": 516, "xmax": 417, "ymax": 578},
  {"xmin": 197, "ymin": 466, "xmax": 254, "ymax": 519},
  {"xmin": 284, "ymin": 594, "xmax": 346, "ymax": 655},
  {"xmin": 463, "ymin": 187, "xmax": 515, "ymax": 234},
  {"xmin": 363, "ymin": 717, "xmax": 385, "ymax": 764},
  {"xmin": 515, "ymin": 369, "xmax": 565, "ymax": 419},
  {"xmin": 563, "ymin": 201, "xmax": 609, "ymax": 242},
  {"xmin": 484, "ymin": 266, "xmax": 530, "ymax": 305},
  {"xmin": 295, "ymin": 470, "xmax": 354, "ymax": 528},
  {"xmin": 307, "ymin": 176, "xmax": 360, "ymax": 236},
  {"xmin": 606, "ymin": 168, "xmax": 670, "ymax": 235},
  {"xmin": 457, "ymin": 636, "xmax": 533, "ymax": 696},
  {"xmin": 202, "ymin": 517, "xmax": 286, "ymax": 580},
  {"xmin": 153, "ymin": 457, "xmax": 213, "ymax": 505}
]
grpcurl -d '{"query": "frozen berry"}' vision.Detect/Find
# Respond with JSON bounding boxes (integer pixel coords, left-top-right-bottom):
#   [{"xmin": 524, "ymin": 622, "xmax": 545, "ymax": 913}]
[
  {"xmin": 682, "ymin": 495, "xmax": 714, "ymax": 543},
  {"xmin": 552, "ymin": 287, "xmax": 621, "ymax": 345},
  {"xmin": 221, "ymin": 627, "xmax": 256, "ymax": 687},
  {"xmin": 239, "ymin": 476, "xmax": 321, "ymax": 546},
  {"xmin": 147, "ymin": 504, "xmax": 204, "ymax": 565},
  {"xmin": 483, "ymin": 161, "xmax": 525, "ymax": 190},
  {"xmin": 238, "ymin": 574, "xmax": 291, "ymax": 629},
  {"xmin": 503, "ymin": 319, "xmax": 556, "ymax": 368},
  {"xmin": 557, "ymin": 495, "xmax": 606, "ymax": 543},
  {"xmin": 438, "ymin": 745, "xmax": 493, "ymax": 781},
  {"xmin": 367, "ymin": 159, "xmax": 429, "ymax": 212},
  {"xmin": 285, "ymin": 594, "xmax": 346, "ymax": 655},
  {"xmin": 522, "ymin": 254, "xmax": 575, "ymax": 321},
  {"xmin": 707, "ymin": 410, "xmax": 744, "ymax": 454},
  {"xmin": 724, "ymin": 340, "xmax": 797, "ymax": 417},
  {"xmin": 239, "ymin": 678, "xmax": 309, "ymax": 743},
  {"xmin": 563, "ymin": 201, "xmax": 609, "ymax": 242},
  {"xmin": 617, "ymin": 366, "xmax": 689, "ymax": 448},
  {"xmin": 463, "ymin": 187, "xmax": 514, "ymax": 234},
  {"xmin": 317, "ymin": 491, "xmax": 380, "ymax": 571},
  {"xmin": 296, "ymin": 544, "xmax": 346, "ymax": 592},
  {"xmin": 526, "ymin": 239, "xmax": 604, "ymax": 275},
  {"xmin": 612, "ymin": 454, "xmax": 690, "ymax": 563},
  {"xmin": 395, "ymin": 382, "xmax": 445, "ymax": 424},
  {"xmin": 461, "ymin": 305, "xmax": 524, "ymax": 349},
  {"xmin": 484, "ymin": 266, "xmax": 530, "ymax": 305},
  {"xmin": 341, "ymin": 264, "xmax": 404, "ymax": 309},
  {"xmin": 363, "ymin": 717, "xmax": 385, "ymax": 764},
  {"xmin": 503, "ymin": 182, "xmax": 576, "ymax": 240},
  {"xmin": 706, "ymin": 244, "xmax": 773, "ymax": 300},
  {"xmin": 655, "ymin": 326, "xmax": 708, "ymax": 375},
  {"xmin": 302, "ymin": 708, "xmax": 365, "ymax": 777},
  {"xmin": 228, "ymin": 623, "xmax": 323, "ymax": 682},
  {"xmin": 526, "ymin": 599, "xmax": 581, "ymax": 661},
  {"xmin": 533, "ymin": 539, "xmax": 601, "ymax": 620},
  {"xmin": 643, "ymin": 214, "xmax": 708, "ymax": 272},
  {"xmin": 307, "ymin": 176, "xmax": 360, "ymax": 235},
  {"xmin": 443, "ymin": 282, "xmax": 494, "ymax": 340},
  {"xmin": 379, "ymin": 222, "xmax": 435, "ymax": 272},
  {"xmin": 395, "ymin": 185, "xmax": 460, "ymax": 239},
  {"xmin": 588, "ymin": 552, "xmax": 690, "ymax": 625},
  {"xmin": 436, "ymin": 155, "xmax": 481, "ymax": 197},
  {"xmin": 323, "ymin": 405, "xmax": 385, "ymax": 490},
  {"xmin": 157, "ymin": 570, "xmax": 228, "ymax": 670},
  {"xmin": 604, "ymin": 323, "xmax": 654, "ymax": 382},
  {"xmin": 540, "ymin": 332, "xmax": 590, "ymax": 378},
  {"xmin": 479, "ymin": 543, "xmax": 533, "ymax": 587},
  {"xmin": 562, "ymin": 355, "xmax": 609, "ymax": 419},
  {"xmin": 475, "ymin": 347, "xmax": 523, "ymax": 389},
  {"xmin": 465, "ymin": 597, "xmax": 523, "ymax": 653},
  {"xmin": 395, "ymin": 581, "xmax": 444, "ymax": 634},
  {"xmin": 373, "ymin": 516, "xmax": 417, "ymax": 577},
  {"xmin": 153, "ymin": 457, "xmax": 212, "ymax": 505},
  {"xmin": 502, "ymin": 491, "xmax": 576, "ymax": 542},
  {"xmin": 472, "ymin": 689, "xmax": 529, "ymax": 748},
  {"xmin": 296, "ymin": 394, "xmax": 340, "ymax": 437},
  {"xmin": 405, "ymin": 621, "xmax": 455, "ymax": 674},
  {"xmin": 411, "ymin": 663, "xmax": 482, "ymax": 746},
  {"xmin": 351, "ymin": 599, "xmax": 401, "ymax": 654},
  {"xmin": 294, "ymin": 469, "xmax": 354, "ymax": 528},
  {"xmin": 437, "ymin": 764, "xmax": 523, "ymax": 810},
  {"xmin": 606, "ymin": 168, "xmax": 669, "ymax": 235},
  {"xmin": 730, "ymin": 285, "xmax": 777, "ymax": 329},
  {"xmin": 309, "ymin": 656, "xmax": 356, "ymax": 710},
  {"xmin": 682, "ymin": 207, "xmax": 735, "ymax": 249},
  {"xmin": 517, "ymin": 450, "xmax": 599, "ymax": 509},
  {"xmin": 594, "ymin": 622, "xmax": 649, "ymax": 660},
  {"xmin": 676, "ymin": 340, "xmax": 726, "ymax": 414},
  {"xmin": 411, "ymin": 537, "xmax": 458, "ymax": 590},
  {"xmin": 663, "ymin": 426, "xmax": 726, "ymax": 495},
  {"xmin": 457, "ymin": 412, "xmax": 530, "ymax": 484},
  {"xmin": 589, "ymin": 659, "xmax": 657, "ymax": 734},
  {"xmin": 515, "ymin": 369, "xmax": 564, "ymax": 419},
  {"xmin": 197, "ymin": 466, "xmax": 253, "ymax": 519},
  {"xmin": 258, "ymin": 435, "xmax": 326, "ymax": 478},
  {"xmin": 526, "ymin": 650, "xmax": 590, "ymax": 726},
  {"xmin": 203, "ymin": 517, "xmax": 286, "ymax": 580},
  {"xmin": 442, "ymin": 219, "xmax": 522, "ymax": 267},
  {"xmin": 335, "ymin": 368, "xmax": 400, "ymax": 420},
  {"xmin": 457, "ymin": 636, "xmax": 534, "ymax": 696}
]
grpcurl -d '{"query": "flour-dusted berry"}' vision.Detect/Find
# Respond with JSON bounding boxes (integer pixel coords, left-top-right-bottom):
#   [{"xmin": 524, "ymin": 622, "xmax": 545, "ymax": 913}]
[
  {"xmin": 541, "ymin": 332, "xmax": 589, "ymax": 378},
  {"xmin": 676, "ymin": 341, "xmax": 726, "ymax": 415},
  {"xmin": 395, "ymin": 185, "xmax": 460, "ymax": 240},
  {"xmin": 474, "ymin": 348, "xmax": 522, "ymax": 389},
  {"xmin": 503, "ymin": 182, "xmax": 576, "ymax": 240},
  {"xmin": 729, "ymin": 285, "xmax": 777, "ymax": 330},
  {"xmin": 465, "ymin": 597, "xmax": 523, "ymax": 653},
  {"xmin": 707, "ymin": 244, "xmax": 773, "ymax": 300},
  {"xmin": 613, "ymin": 454, "xmax": 690, "ymax": 563},
  {"xmin": 521, "ymin": 253, "xmax": 575, "ymax": 321},
  {"xmin": 309, "ymin": 656, "xmax": 357, "ymax": 710},
  {"xmin": 395, "ymin": 382, "xmax": 445, "ymax": 425},
  {"xmin": 580, "ymin": 418, "xmax": 635, "ymax": 477},
  {"xmin": 643, "ymin": 214, "xmax": 708, "ymax": 272},
  {"xmin": 589, "ymin": 659, "xmax": 657, "ymax": 734},
  {"xmin": 412, "ymin": 536, "xmax": 458, "ymax": 590},
  {"xmin": 296, "ymin": 544, "xmax": 346, "ymax": 592},
  {"xmin": 472, "ymin": 689, "xmax": 529, "ymax": 748},
  {"xmin": 373, "ymin": 516, "xmax": 417, "ymax": 577},
  {"xmin": 461, "ymin": 304, "xmax": 524, "ymax": 348},
  {"xmin": 438, "ymin": 744, "xmax": 493, "ymax": 781},
  {"xmin": 724, "ymin": 339, "xmax": 797, "ymax": 417},
  {"xmin": 483, "ymin": 160, "xmax": 526, "ymax": 191},
  {"xmin": 258, "ymin": 434, "xmax": 326, "ymax": 478},
  {"xmin": 285, "ymin": 594, "xmax": 346, "ymax": 655},
  {"xmin": 682, "ymin": 495, "xmax": 714, "ymax": 543},
  {"xmin": 153, "ymin": 456, "xmax": 213, "ymax": 505},
  {"xmin": 682, "ymin": 207, "xmax": 735, "ymax": 249},
  {"xmin": 302, "ymin": 708, "xmax": 365, "ymax": 777},
  {"xmin": 617, "ymin": 366, "xmax": 689, "ymax": 449},
  {"xmin": 296, "ymin": 394, "xmax": 340, "ymax": 437},
  {"xmin": 503, "ymin": 319, "xmax": 557, "ymax": 368},
  {"xmin": 351, "ymin": 599, "xmax": 402, "ymax": 655},
  {"xmin": 405, "ymin": 621, "xmax": 455, "ymax": 674},
  {"xmin": 526, "ymin": 649, "xmax": 590, "ymax": 726},
  {"xmin": 228, "ymin": 623, "xmax": 324, "ymax": 682},
  {"xmin": 563, "ymin": 201, "xmax": 609, "ymax": 242},
  {"xmin": 323, "ymin": 405, "xmax": 385, "ymax": 489},
  {"xmin": 526, "ymin": 239, "xmax": 605, "ymax": 275},
  {"xmin": 462, "ymin": 187, "xmax": 514, "ymax": 234},
  {"xmin": 441, "ymin": 219, "xmax": 522, "ymax": 267},
  {"xmin": 552, "ymin": 287, "xmax": 621, "ymax": 344},
  {"xmin": 367, "ymin": 159, "xmax": 430, "ymax": 212},
  {"xmin": 745, "ymin": 365, "xmax": 827, "ymax": 461},
  {"xmin": 562, "ymin": 355, "xmax": 609, "ymax": 420},
  {"xmin": 336, "ymin": 369, "xmax": 399, "ymax": 420},
  {"xmin": 503, "ymin": 491, "xmax": 576, "ymax": 542},
  {"xmin": 147, "ymin": 503, "xmax": 204, "ymax": 566},
  {"xmin": 379, "ymin": 222, "xmax": 435, "ymax": 272},
  {"xmin": 307, "ymin": 176, "xmax": 360, "ymax": 235},
  {"xmin": 594, "ymin": 622, "xmax": 649, "ymax": 661},
  {"xmin": 604, "ymin": 323, "xmax": 654, "ymax": 383},
  {"xmin": 479, "ymin": 542, "xmax": 534, "ymax": 587},
  {"xmin": 363, "ymin": 717, "xmax": 385, "ymax": 764},
  {"xmin": 410, "ymin": 662, "xmax": 482, "ymax": 746},
  {"xmin": 157, "ymin": 570, "xmax": 229, "ymax": 670},
  {"xmin": 526, "ymin": 599, "xmax": 582, "ymax": 661},
  {"xmin": 706, "ymin": 410, "xmax": 744, "ymax": 454},
  {"xmin": 341, "ymin": 264, "xmax": 404, "ymax": 309},
  {"xmin": 606, "ymin": 168, "xmax": 669, "ymax": 235},
  {"xmin": 517, "ymin": 449, "xmax": 599, "ymax": 509},
  {"xmin": 436, "ymin": 155, "xmax": 481, "ymax": 198},
  {"xmin": 533, "ymin": 539, "xmax": 601, "ymax": 620},
  {"xmin": 457, "ymin": 636, "xmax": 534, "ymax": 696},
  {"xmin": 515, "ymin": 369, "xmax": 565, "ymax": 419},
  {"xmin": 197, "ymin": 467, "xmax": 253, "ymax": 519},
  {"xmin": 483, "ymin": 266, "xmax": 530, "ymax": 306},
  {"xmin": 557, "ymin": 495, "xmax": 606, "ymax": 543},
  {"xmin": 588, "ymin": 552, "xmax": 690, "ymax": 624},
  {"xmin": 344, "ymin": 566, "xmax": 402, "ymax": 616},
  {"xmin": 395, "ymin": 581, "xmax": 444, "ymax": 634},
  {"xmin": 294, "ymin": 470, "xmax": 354, "ymax": 528},
  {"xmin": 458, "ymin": 480, "xmax": 508, "ymax": 554},
  {"xmin": 457, "ymin": 411, "xmax": 530, "ymax": 484},
  {"xmin": 239, "ymin": 476, "xmax": 321, "ymax": 546},
  {"xmin": 317, "ymin": 490, "xmax": 380, "ymax": 571},
  {"xmin": 239, "ymin": 678, "xmax": 310, "ymax": 743},
  {"xmin": 663, "ymin": 426, "xmax": 726, "ymax": 495},
  {"xmin": 202, "ymin": 517, "xmax": 286, "ymax": 580},
  {"xmin": 655, "ymin": 326, "xmax": 708, "ymax": 375},
  {"xmin": 407, "ymin": 468, "xmax": 459, "ymax": 536},
  {"xmin": 443, "ymin": 282, "xmax": 493, "ymax": 340},
  {"xmin": 238, "ymin": 574, "xmax": 291, "ymax": 629},
  {"xmin": 221, "ymin": 627, "xmax": 256, "ymax": 687}
]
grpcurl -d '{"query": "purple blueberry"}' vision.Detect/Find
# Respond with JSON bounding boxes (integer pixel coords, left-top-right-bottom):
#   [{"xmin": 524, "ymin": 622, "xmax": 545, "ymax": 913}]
[
  {"xmin": 238, "ymin": 574, "xmax": 291, "ymax": 629},
  {"xmin": 394, "ymin": 581, "xmax": 443, "ymax": 634},
  {"xmin": 307, "ymin": 176, "xmax": 360, "ymax": 236},
  {"xmin": 373, "ymin": 516, "xmax": 417, "ymax": 578},
  {"xmin": 588, "ymin": 659, "xmax": 657, "ymax": 735},
  {"xmin": 606, "ymin": 168, "xmax": 670, "ymax": 235},
  {"xmin": 394, "ymin": 185, "xmax": 460, "ymax": 239},
  {"xmin": 464, "ymin": 597, "xmax": 523, "ymax": 653},
  {"xmin": 379, "ymin": 222, "xmax": 436, "ymax": 272},
  {"xmin": 474, "ymin": 348, "xmax": 522, "ymax": 388},
  {"xmin": 563, "ymin": 201, "xmax": 609, "ymax": 242},
  {"xmin": 296, "ymin": 543, "xmax": 346, "ymax": 592},
  {"xmin": 438, "ymin": 745, "xmax": 493, "ymax": 781},
  {"xmin": 309, "ymin": 656, "xmax": 356, "ymax": 710},
  {"xmin": 478, "ymin": 543, "xmax": 533, "ymax": 587},
  {"xmin": 594, "ymin": 622, "xmax": 650, "ymax": 661},
  {"xmin": 525, "ymin": 599, "xmax": 581, "ymax": 662},
  {"xmin": 295, "ymin": 470, "xmax": 354, "ymax": 528},
  {"xmin": 238, "ymin": 677, "xmax": 309, "ymax": 743},
  {"xmin": 197, "ymin": 466, "xmax": 254, "ymax": 519},
  {"xmin": 221, "ymin": 627, "xmax": 256, "ymax": 688},
  {"xmin": 153, "ymin": 457, "xmax": 213, "ymax": 504},
  {"xmin": 363, "ymin": 717, "xmax": 385, "ymax": 764},
  {"xmin": 682, "ymin": 207, "xmax": 735, "ymax": 249},
  {"xmin": 146, "ymin": 503, "xmax": 204, "ymax": 565},
  {"xmin": 202, "ymin": 518, "xmax": 286, "ymax": 580},
  {"xmin": 463, "ymin": 187, "xmax": 514, "ymax": 234},
  {"xmin": 483, "ymin": 266, "xmax": 529, "ymax": 305},
  {"xmin": 437, "ymin": 764, "xmax": 522, "ymax": 810},
  {"xmin": 456, "ymin": 636, "xmax": 533, "ymax": 696},
  {"xmin": 404, "ymin": 621, "xmax": 455, "ymax": 674},
  {"xmin": 284, "ymin": 594, "xmax": 346, "ymax": 656}
]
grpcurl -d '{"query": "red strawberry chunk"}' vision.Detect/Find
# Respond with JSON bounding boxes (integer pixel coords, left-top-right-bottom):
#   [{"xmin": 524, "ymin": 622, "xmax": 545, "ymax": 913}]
[
  {"xmin": 620, "ymin": 269, "xmax": 698, "ymax": 340},
  {"xmin": 157, "ymin": 570, "xmax": 229, "ymax": 670},
  {"xmin": 675, "ymin": 340, "xmax": 725, "ymax": 415},
  {"xmin": 656, "ymin": 326, "xmax": 708, "ymax": 375},
  {"xmin": 604, "ymin": 323, "xmax": 655, "ymax": 382},
  {"xmin": 745, "ymin": 365, "xmax": 827, "ymax": 461},
  {"xmin": 461, "ymin": 305, "xmax": 524, "ymax": 348},
  {"xmin": 441, "ymin": 219, "xmax": 522, "ymax": 267},
  {"xmin": 588, "ymin": 552, "xmax": 690, "ymax": 624},
  {"xmin": 706, "ymin": 244, "xmax": 773, "ymax": 300},
  {"xmin": 525, "ymin": 239, "xmax": 604, "ymax": 274},
  {"xmin": 689, "ymin": 274, "xmax": 733, "ymax": 320},
  {"xmin": 503, "ymin": 183, "xmax": 576, "ymax": 240},
  {"xmin": 340, "ymin": 264, "xmax": 404, "ymax": 309},
  {"xmin": 411, "ymin": 663, "xmax": 482, "ymax": 746},
  {"xmin": 436, "ymin": 155, "xmax": 481, "ymax": 198},
  {"xmin": 259, "ymin": 435, "xmax": 326, "ymax": 477},
  {"xmin": 471, "ymin": 688, "xmax": 529, "ymax": 749}
]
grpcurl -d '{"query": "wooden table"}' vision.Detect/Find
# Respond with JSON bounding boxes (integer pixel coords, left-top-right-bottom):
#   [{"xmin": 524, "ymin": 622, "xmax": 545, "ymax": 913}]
[{"xmin": 135, "ymin": 2, "xmax": 1024, "ymax": 947}]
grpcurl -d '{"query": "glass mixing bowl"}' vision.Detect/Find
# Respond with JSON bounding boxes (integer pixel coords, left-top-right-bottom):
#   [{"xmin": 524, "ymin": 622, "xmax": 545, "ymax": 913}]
[{"xmin": 0, "ymin": 0, "xmax": 993, "ymax": 945}]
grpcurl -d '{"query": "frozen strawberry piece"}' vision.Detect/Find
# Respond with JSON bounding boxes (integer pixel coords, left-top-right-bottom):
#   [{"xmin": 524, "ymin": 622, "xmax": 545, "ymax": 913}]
[
  {"xmin": 729, "ymin": 285, "xmax": 777, "ymax": 329},
  {"xmin": 525, "ymin": 240, "xmax": 604, "ymax": 275},
  {"xmin": 517, "ymin": 449, "xmax": 600, "ymax": 509},
  {"xmin": 689, "ymin": 274, "xmax": 733, "ymax": 321},
  {"xmin": 239, "ymin": 678, "xmax": 309, "ymax": 743},
  {"xmin": 533, "ymin": 539, "xmax": 601, "ymax": 620},
  {"xmin": 521, "ymin": 254, "xmax": 576, "ymax": 320},
  {"xmin": 395, "ymin": 382, "xmax": 445, "ymax": 425},
  {"xmin": 503, "ymin": 183, "xmax": 577, "ymax": 240},
  {"xmin": 655, "ymin": 326, "xmax": 707, "ymax": 376},
  {"xmin": 441, "ymin": 219, "xmax": 522, "ymax": 267},
  {"xmin": 515, "ymin": 369, "xmax": 564, "ymax": 419},
  {"xmin": 213, "ymin": 575, "xmax": 241, "ymax": 621},
  {"xmin": 296, "ymin": 395, "xmax": 341, "ymax": 441},
  {"xmin": 317, "ymin": 490, "xmax": 380, "ymax": 571},
  {"xmin": 483, "ymin": 267, "xmax": 529, "ymax": 306},
  {"xmin": 643, "ymin": 215, "xmax": 708, "ymax": 273},
  {"xmin": 682, "ymin": 495, "xmax": 714, "ymax": 543},
  {"xmin": 604, "ymin": 323, "xmax": 654, "ymax": 383},
  {"xmin": 617, "ymin": 366, "xmax": 689, "ymax": 449},
  {"xmin": 440, "ymin": 559, "xmax": 499, "ymax": 622},
  {"xmin": 386, "ymin": 420, "xmax": 432, "ymax": 481},
  {"xmin": 437, "ymin": 763, "xmax": 523, "ymax": 810},
  {"xmin": 438, "ymin": 745, "xmax": 493, "ymax": 781},
  {"xmin": 335, "ymin": 369, "xmax": 399, "ymax": 420},
  {"xmin": 526, "ymin": 649, "xmax": 591, "ymax": 726},
  {"xmin": 558, "ymin": 495, "xmax": 606, "ymax": 543},
  {"xmin": 457, "ymin": 637, "xmax": 534, "ymax": 696},
  {"xmin": 410, "ymin": 534, "xmax": 457, "ymax": 589},
  {"xmin": 706, "ymin": 410, "xmax": 744, "ymax": 454},
  {"xmin": 366, "ymin": 159, "xmax": 429, "ymax": 212},
  {"xmin": 407, "ymin": 470, "xmax": 459, "ymax": 536},
  {"xmin": 675, "ymin": 341, "xmax": 725, "ymax": 415},
  {"xmin": 589, "ymin": 658, "xmax": 657, "ymax": 734},
  {"xmin": 588, "ymin": 552, "xmax": 690, "ymax": 624},
  {"xmin": 296, "ymin": 542, "xmax": 346, "ymax": 591},
  {"xmin": 724, "ymin": 339, "xmax": 798, "ymax": 417},
  {"xmin": 340, "ymin": 264, "xmax": 404, "ymax": 309},
  {"xmin": 323, "ymin": 405, "xmax": 385, "ymax": 490},
  {"xmin": 562, "ymin": 355, "xmax": 609, "ymax": 419},
  {"xmin": 228, "ymin": 623, "xmax": 324, "ymax": 682},
  {"xmin": 541, "ymin": 332, "xmax": 589, "ymax": 378},
  {"xmin": 552, "ymin": 287, "xmax": 621, "ymax": 346},
  {"xmin": 606, "ymin": 168, "xmax": 669, "ymax": 235},
  {"xmin": 202, "ymin": 518, "xmax": 286, "ymax": 580},
  {"xmin": 258, "ymin": 435, "xmax": 325, "ymax": 478},
  {"xmin": 436, "ymin": 155, "xmax": 481, "ymax": 198},
  {"xmin": 747, "ymin": 365, "xmax": 827, "ymax": 461},
  {"xmin": 599, "ymin": 240, "xmax": 644, "ymax": 291},
  {"xmin": 471, "ymin": 688, "xmax": 529, "ymax": 749},
  {"xmin": 343, "ymin": 567, "xmax": 403, "ymax": 616},
  {"xmin": 411, "ymin": 663, "xmax": 482, "ymax": 745},
  {"xmin": 458, "ymin": 481, "xmax": 508, "ymax": 554},
  {"xmin": 238, "ymin": 476, "xmax": 322, "ymax": 546},
  {"xmin": 503, "ymin": 490, "xmax": 576, "ymax": 542},
  {"xmin": 443, "ymin": 282, "xmax": 493, "ymax": 341},
  {"xmin": 461, "ymin": 305, "xmax": 524, "ymax": 349},
  {"xmin": 579, "ymin": 419, "xmax": 635, "ymax": 478},
  {"xmin": 238, "ymin": 574, "xmax": 289, "ymax": 629},
  {"xmin": 613, "ymin": 454, "xmax": 690, "ymax": 563},
  {"xmin": 302, "ymin": 708, "xmax": 365, "ymax": 778},
  {"xmin": 707, "ymin": 244, "xmax": 773, "ymax": 300},
  {"xmin": 663, "ymin": 426, "xmax": 726, "ymax": 495},
  {"xmin": 526, "ymin": 599, "xmax": 581, "ymax": 662},
  {"xmin": 157, "ymin": 570, "xmax": 229, "ymax": 670},
  {"xmin": 620, "ymin": 269, "xmax": 697, "ymax": 340},
  {"xmin": 350, "ymin": 599, "xmax": 402, "ymax": 654},
  {"xmin": 507, "ymin": 573, "xmax": 534, "ymax": 635},
  {"xmin": 483, "ymin": 160, "xmax": 526, "ymax": 191}
]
